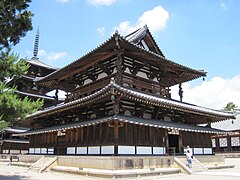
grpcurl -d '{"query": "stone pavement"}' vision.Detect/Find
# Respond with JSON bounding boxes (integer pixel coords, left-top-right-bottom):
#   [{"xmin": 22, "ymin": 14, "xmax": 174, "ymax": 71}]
[{"xmin": 1, "ymin": 158, "xmax": 240, "ymax": 180}]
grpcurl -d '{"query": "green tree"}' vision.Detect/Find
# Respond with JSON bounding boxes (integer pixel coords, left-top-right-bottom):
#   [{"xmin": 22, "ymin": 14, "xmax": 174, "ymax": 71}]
[
  {"xmin": 224, "ymin": 102, "xmax": 238, "ymax": 111},
  {"xmin": 0, "ymin": 0, "xmax": 33, "ymax": 51},
  {"xmin": 0, "ymin": 0, "xmax": 43, "ymax": 127}
]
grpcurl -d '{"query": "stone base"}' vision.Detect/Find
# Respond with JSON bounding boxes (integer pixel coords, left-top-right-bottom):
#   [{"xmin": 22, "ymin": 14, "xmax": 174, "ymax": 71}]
[
  {"xmin": 56, "ymin": 156, "xmax": 174, "ymax": 170},
  {"xmin": 51, "ymin": 166, "xmax": 181, "ymax": 178}
]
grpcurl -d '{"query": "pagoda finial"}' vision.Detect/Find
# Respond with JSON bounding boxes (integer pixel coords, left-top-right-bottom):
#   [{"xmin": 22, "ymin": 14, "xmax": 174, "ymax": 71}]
[{"xmin": 33, "ymin": 27, "xmax": 39, "ymax": 59}]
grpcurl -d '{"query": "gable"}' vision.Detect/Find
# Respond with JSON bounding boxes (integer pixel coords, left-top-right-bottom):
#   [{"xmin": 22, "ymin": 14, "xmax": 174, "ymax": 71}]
[{"xmin": 125, "ymin": 25, "xmax": 165, "ymax": 57}]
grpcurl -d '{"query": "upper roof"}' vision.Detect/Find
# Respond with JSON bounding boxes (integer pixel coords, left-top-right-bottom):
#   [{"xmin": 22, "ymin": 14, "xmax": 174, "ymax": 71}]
[
  {"xmin": 125, "ymin": 25, "xmax": 165, "ymax": 56},
  {"xmin": 35, "ymin": 26, "xmax": 206, "ymax": 89}
]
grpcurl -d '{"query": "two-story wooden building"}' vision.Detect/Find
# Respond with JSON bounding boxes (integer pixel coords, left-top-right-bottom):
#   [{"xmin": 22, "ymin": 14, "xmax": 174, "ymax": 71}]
[{"xmin": 16, "ymin": 26, "xmax": 235, "ymax": 156}]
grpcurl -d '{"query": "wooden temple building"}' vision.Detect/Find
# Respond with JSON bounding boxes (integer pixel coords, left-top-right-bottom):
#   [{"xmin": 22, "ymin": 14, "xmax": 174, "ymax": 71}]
[
  {"xmin": 0, "ymin": 127, "xmax": 29, "ymax": 154},
  {"xmin": 212, "ymin": 113, "xmax": 240, "ymax": 153},
  {"xmin": 15, "ymin": 26, "xmax": 235, "ymax": 156}
]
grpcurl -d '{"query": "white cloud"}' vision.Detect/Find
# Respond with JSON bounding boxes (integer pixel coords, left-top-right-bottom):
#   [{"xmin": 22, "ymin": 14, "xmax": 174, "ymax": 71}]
[
  {"xmin": 171, "ymin": 75, "xmax": 240, "ymax": 110},
  {"xmin": 88, "ymin": 0, "xmax": 116, "ymax": 6},
  {"xmin": 45, "ymin": 52, "xmax": 67, "ymax": 61},
  {"xmin": 26, "ymin": 49, "xmax": 67, "ymax": 62},
  {"xmin": 114, "ymin": 6, "xmax": 169, "ymax": 35},
  {"xmin": 38, "ymin": 49, "xmax": 47, "ymax": 57},
  {"xmin": 97, "ymin": 26, "xmax": 105, "ymax": 37},
  {"xmin": 56, "ymin": 0, "xmax": 70, "ymax": 3},
  {"xmin": 31, "ymin": 49, "xmax": 67, "ymax": 62},
  {"xmin": 220, "ymin": 2, "xmax": 228, "ymax": 10}
]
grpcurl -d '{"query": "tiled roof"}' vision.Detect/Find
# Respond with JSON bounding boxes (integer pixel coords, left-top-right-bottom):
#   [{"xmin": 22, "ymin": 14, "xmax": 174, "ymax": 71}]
[
  {"xmin": 16, "ymin": 90, "xmax": 55, "ymax": 101},
  {"xmin": 25, "ymin": 80, "xmax": 235, "ymax": 122},
  {"xmin": 1, "ymin": 139, "xmax": 29, "ymax": 144},
  {"xmin": 113, "ymin": 83, "xmax": 234, "ymax": 119},
  {"xmin": 212, "ymin": 113, "xmax": 240, "ymax": 131},
  {"xmin": 27, "ymin": 59, "xmax": 58, "ymax": 70},
  {"xmin": 25, "ymin": 83, "xmax": 111, "ymax": 119},
  {"xmin": 36, "ymin": 27, "xmax": 206, "ymax": 87},
  {"xmin": 125, "ymin": 25, "xmax": 165, "ymax": 57},
  {"xmin": 1, "ymin": 127, "xmax": 29, "ymax": 133},
  {"xmin": 15, "ymin": 115, "xmax": 227, "ymax": 136},
  {"xmin": 125, "ymin": 26, "xmax": 149, "ymax": 43}
]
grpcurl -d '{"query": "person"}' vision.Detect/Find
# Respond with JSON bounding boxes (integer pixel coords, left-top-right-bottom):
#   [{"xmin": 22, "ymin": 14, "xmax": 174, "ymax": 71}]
[
  {"xmin": 185, "ymin": 146, "xmax": 193, "ymax": 168},
  {"xmin": 8, "ymin": 153, "xmax": 12, "ymax": 166}
]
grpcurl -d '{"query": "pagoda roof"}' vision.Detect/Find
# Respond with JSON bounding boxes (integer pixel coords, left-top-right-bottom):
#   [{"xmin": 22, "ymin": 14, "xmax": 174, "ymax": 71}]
[
  {"xmin": 21, "ymin": 75, "xmax": 35, "ymax": 80},
  {"xmin": 27, "ymin": 58, "xmax": 58, "ymax": 71},
  {"xmin": 25, "ymin": 80, "xmax": 235, "ymax": 123},
  {"xmin": 36, "ymin": 27, "xmax": 206, "ymax": 90},
  {"xmin": 16, "ymin": 90, "xmax": 56, "ymax": 101},
  {"xmin": 15, "ymin": 115, "xmax": 228, "ymax": 137}
]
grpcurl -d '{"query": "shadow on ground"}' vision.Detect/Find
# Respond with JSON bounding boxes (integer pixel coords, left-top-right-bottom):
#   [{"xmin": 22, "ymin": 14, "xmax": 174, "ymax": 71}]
[{"xmin": 0, "ymin": 174, "xmax": 29, "ymax": 180}]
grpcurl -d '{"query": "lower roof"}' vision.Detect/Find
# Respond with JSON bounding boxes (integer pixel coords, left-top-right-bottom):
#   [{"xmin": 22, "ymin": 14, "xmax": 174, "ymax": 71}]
[
  {"xmin": 15, "ymin": 115, "xmax": 227, "ymax": 136},
  {"xmin": 0, "ymin": 127, "xmax": 30, "ymax": 133},
  {"xmin": 1, "ymin": 139, "xmax": 29, "ymax": 144}
]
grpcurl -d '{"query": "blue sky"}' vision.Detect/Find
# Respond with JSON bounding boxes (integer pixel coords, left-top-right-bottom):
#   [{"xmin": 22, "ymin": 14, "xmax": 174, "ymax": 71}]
[{"xmin": 14, "ymin": 0, "xmax": 240, "ymax": 109}]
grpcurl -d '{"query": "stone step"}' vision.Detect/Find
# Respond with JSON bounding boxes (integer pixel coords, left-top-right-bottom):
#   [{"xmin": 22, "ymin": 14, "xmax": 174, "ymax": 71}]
[{"xmin": 29, "ymin": 156, "xmax": 57, "ymax": 173}]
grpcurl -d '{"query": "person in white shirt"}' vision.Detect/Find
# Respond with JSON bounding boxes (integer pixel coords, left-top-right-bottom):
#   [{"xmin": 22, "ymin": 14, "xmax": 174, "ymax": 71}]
[{"xmin": 185, "ymin": 146, "xmax": 193, "ymax": 168}]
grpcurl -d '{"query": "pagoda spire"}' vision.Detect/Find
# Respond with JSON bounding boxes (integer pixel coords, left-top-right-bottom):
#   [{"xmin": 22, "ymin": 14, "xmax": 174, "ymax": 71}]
[{"xmin": 33, "ymin": 27, "xmax": 39, "ymax": 59}]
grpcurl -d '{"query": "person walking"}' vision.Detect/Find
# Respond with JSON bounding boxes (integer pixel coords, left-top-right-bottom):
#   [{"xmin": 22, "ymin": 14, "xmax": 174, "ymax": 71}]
[{"xmin": 186, "ymin": 146, "xmax": 193, "ymax": 168}]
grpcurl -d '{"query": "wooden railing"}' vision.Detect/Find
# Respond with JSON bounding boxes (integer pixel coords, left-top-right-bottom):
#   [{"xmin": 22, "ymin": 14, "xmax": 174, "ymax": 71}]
[
  {"xmin": 67, "ymin": 74, "xmax": 115, "ymax": 101},
  {"xmin": 66, "ymin": 73, "xmax": 171, "ymax": 102},
  {"xmin": 122, "ymin": 73, "xmax": 171, "ymax": 98}
]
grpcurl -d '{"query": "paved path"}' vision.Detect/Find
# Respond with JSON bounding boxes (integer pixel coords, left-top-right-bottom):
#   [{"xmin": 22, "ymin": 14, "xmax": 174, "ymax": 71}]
[{"xmin": 1, "ymin": 158, "xmax": 240, "ymax": 180}]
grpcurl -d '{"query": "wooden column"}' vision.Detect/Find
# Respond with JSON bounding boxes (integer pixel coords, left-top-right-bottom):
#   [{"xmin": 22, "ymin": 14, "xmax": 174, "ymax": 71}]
[
  {"xmin": 215, "ymin": 136, "xmax": 220, "ymax": 152},
  {"xmin": 178, "ymin": 83, "xmax": 183, "ymax": 102},
  {"xmin": 227, "ymin": 135, "xmax": 232, "ymax": 152},
  {"xmin": 107, "ymin": 120, "xmax": 124, "ymax": 155},
  {"xmin": 165, "ymin": 129, "xmax": 169, "ymax": 154},
  {"xmin": 178, "ymin": 131, "xmax": 183, "ymax": 154},
  {"xmin": 55, "ymin": 86, "xmax": 59, "ymax": 106},
  {"xmin": 115, "ymin": 51, "xmax": 123, "ymax": 85}
]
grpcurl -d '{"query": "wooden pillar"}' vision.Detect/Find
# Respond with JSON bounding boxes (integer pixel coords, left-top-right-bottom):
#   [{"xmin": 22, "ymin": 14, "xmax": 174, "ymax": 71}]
[
  {"xmin": 227, "ymin": 135, "xmax": 232, "ymax": 152},
  {"xmin": 55, "ymin": 81, "xmax": 59, "ymax": 106},
  {"xmin": 178, "ymin": 131, "xmax": 183, "ymax": 154},
  {"xmin": 215, "ymin": 137, "xmax": 220, "ymax": 152},
  {"xmin": 165, "ymin": 129, "xmax": 169, "ymax": 154},
  {"xmin": 115, "ymin": 51, "xmax": 123, "ymax": 85},
  {"xmin": 178, "ymin": 83, "xmax": 183, "ymax": 102},
  {"xmin": 76, "ymin": 128, "xmax": 79, "ymax": 145},
  {"xmin": 108, "ymin": 120, "xmax": 124, "ymax": 155}
]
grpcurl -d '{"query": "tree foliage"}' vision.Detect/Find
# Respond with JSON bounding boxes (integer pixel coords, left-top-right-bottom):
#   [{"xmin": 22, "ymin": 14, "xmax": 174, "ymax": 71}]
[
  {"xmin": 0, "ymin": 0, "xmax": 43, "ymax": 126},
  {"xmin": 0, "ymin": 0, "xmax": 33, "ymax": 51},
  {"xmin": 0, "ymin": 120, "xmax": 9, "ymax": 130},
  {"xmin": 224, "ymin": 102, "xmax": 238, "ymax": 111},
  {"xmin": 0, "ymin": 83, "xmax": 43, "ymax": 124},
  {"xmin": 0, "ymin": 52, "xmax": 29, "ymax": 82}
]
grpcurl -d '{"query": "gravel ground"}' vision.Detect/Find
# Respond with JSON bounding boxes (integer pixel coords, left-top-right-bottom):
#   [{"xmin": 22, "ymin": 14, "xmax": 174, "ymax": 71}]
[{"xmin": 1, "ymin": 158, "xmax": 240, "ymax": 180}]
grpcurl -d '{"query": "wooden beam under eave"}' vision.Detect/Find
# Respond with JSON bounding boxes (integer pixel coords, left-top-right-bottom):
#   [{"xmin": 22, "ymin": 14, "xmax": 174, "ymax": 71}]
[{"xmin": 57, "ymin": 51, "xmax": 117, "ymax": 82}]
